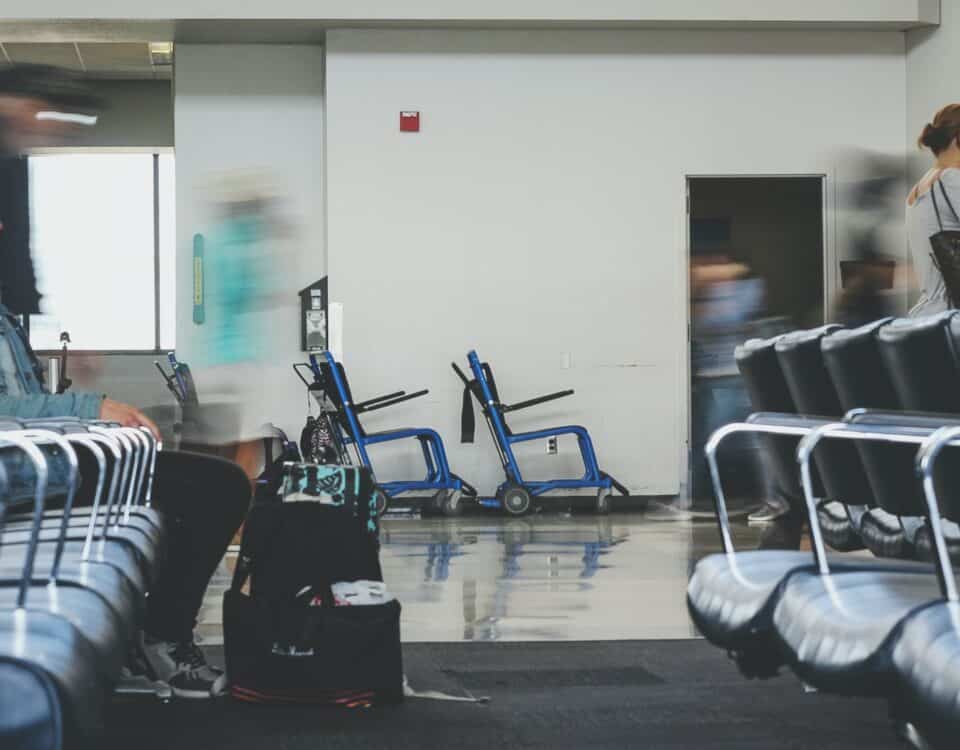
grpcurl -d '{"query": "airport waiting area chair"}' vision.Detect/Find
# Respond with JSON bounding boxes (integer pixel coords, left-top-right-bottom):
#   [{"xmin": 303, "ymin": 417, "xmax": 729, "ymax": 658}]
[
  {"xmin": 0, "ymin": 418, "xmax": 170, "ymax": 747},
  {"xmin": 687, "ymin": 311, "xmax": 960, "ymax": 749}
]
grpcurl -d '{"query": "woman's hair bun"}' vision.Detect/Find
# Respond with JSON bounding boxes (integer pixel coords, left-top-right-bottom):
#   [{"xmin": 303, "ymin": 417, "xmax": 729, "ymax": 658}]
[{"xmin": 919, "ymin": 106, "xmax": 960, "ymax": 154}]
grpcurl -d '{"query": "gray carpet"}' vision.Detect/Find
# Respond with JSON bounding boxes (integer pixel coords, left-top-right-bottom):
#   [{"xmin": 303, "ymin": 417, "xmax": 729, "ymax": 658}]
[{"xmin": 105, "ymin": 640, "xmax": 904, "ymax": 749}]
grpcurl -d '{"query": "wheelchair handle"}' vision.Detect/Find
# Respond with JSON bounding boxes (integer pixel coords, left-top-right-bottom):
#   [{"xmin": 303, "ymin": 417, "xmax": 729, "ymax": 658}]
[
  {"xmin": 451, "ymin": 362, "xmax": 471, "ymax": 386},
  {"xmin": 293, "ymin": 362, "xmax": 316, "ymax": 388}
]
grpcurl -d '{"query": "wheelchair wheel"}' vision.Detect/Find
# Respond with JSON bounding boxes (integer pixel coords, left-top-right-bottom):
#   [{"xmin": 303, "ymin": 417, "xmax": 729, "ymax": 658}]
[
  {"xmin": 500, "ymin": 484, "xmax": 532, "ymax": 516},
  {"xmin": 596, "ymin": 488, "xmax": 612, "ymax": 515},
  {"xmin": 421, "ymin": 489, "xmax": 447, "ymax": 517},
  {"xmin": 374, "ymin": 487, "xmax": 389, "ymax": 518},
  {"xmin": 442, "ymin": 490, "xmax": 464, "ymax": 517}
]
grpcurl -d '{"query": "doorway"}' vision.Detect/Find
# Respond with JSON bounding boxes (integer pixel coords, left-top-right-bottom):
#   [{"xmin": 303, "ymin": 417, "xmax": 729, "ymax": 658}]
[{"xmin": 686, "ymin": 175, "xmax": 826, "ymax": 511}]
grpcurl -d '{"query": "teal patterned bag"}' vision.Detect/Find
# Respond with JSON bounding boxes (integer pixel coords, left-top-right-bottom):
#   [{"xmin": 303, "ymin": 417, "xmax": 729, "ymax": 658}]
[{"xmin": 280, "ymin": 463, "xmax": 380, "ymax": 535}]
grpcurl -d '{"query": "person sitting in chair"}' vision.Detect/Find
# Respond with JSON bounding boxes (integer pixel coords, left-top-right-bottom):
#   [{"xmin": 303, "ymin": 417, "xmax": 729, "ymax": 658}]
[{"xmin": 0, "ymin": 64, "xmax": 249, "ymax": 699}]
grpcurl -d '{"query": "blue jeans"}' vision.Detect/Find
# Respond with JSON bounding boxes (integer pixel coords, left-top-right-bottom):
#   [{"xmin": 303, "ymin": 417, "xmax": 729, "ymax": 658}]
[{"xmin": 690, "ymin": 376, "xmax": 772, "ymax": 510}]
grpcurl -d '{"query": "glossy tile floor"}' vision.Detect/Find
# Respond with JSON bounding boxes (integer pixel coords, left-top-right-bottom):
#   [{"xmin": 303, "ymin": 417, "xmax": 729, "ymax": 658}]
[{"xmin": 196, "ymin": 507, "xmax": 768, "ymax": 645}]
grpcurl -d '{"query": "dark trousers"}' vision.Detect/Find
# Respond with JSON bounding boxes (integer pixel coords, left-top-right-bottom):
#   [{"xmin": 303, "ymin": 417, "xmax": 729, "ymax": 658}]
[{"xmin": 145, "ymin": 451, "xmax": 250, "ymax": 641}]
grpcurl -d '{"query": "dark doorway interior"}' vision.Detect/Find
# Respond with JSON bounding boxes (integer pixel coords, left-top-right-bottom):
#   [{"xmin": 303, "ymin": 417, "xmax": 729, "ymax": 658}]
[{"xmin": 688, "ymin": 176, "xmax": 825, "ymax": 510}]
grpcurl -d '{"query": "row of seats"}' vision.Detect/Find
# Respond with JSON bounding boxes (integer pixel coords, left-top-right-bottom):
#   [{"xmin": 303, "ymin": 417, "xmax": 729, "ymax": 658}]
[
  {"xmin": 687, "ymin": 310, "xmax": 960, "ymax": 749},
  {"xmin": 0, "ymin": 418, "xmax": 164, "ymax": 748}
]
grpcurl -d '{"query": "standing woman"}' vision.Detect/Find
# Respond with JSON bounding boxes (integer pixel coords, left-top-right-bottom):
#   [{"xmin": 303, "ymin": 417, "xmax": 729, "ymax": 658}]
[{"xmin": 908, "ymin": 104, "xmax": 960, "ymax": 316}]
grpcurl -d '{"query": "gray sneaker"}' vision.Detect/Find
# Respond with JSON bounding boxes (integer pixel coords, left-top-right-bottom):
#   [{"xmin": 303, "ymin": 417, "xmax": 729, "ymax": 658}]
[
  {"xmin": 141, "ymin": 634, "xmax": 227, "ymax": 699},
  {"xmin": 747, "ymin": 498, "xmax": 790, "ymax": 524}
]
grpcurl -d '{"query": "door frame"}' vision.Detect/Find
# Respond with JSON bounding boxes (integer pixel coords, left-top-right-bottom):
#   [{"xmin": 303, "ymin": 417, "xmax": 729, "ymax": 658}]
[{"xmin": 680, "ymin": 173, "xmax": 831, "ymax": 505}]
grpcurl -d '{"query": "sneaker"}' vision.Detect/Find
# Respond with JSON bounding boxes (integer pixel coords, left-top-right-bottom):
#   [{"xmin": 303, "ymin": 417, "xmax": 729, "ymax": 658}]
[
  {"xmin": 747, "ymin": 498, "xmax": 790, "ymax": 525},
  {"xmin": 141, "ymin": 634, "xmax": 228, "ymax": 699}
]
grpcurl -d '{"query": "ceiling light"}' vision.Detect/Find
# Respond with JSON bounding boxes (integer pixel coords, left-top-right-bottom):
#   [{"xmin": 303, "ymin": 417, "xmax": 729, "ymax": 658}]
[{"xmin": 36, "ymin": 111, "xmax": 99, "ymax": 126}]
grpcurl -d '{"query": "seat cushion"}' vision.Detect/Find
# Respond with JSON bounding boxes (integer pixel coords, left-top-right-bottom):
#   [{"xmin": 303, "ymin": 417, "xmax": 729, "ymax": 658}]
[
  {"xmin": 0, "ymin": 610, "xmax": 106, "ymax": 743},
  {"xmin": 913, "ymin": 525, "xmax": 960, "ymax": 566},
  {"xmin": 0, "ymin": 658, "xmax": 62, "ymax": 750},
  {"xmin": 688, "ymin": 550, "xmax": 815, "ymax": 678},
  {"xmin": 0, "ymin": 586, "xmax": 125, "ymax": 681},
  {"xmin": 688, "ymin": 551, "xmax": 814, "ymax": 648},
  {"xmin": 0, "ymin": 541, "xmax": 147, "ymax": 594},
  {"xmin": 818, "ymin": 502, "xmax": 865, "ymax": 553},
  {"xmin": 860, "ymin": 508, "xmax": 913, "ymax": 559},
  {"xmin": 774, "ymin": 569, "xmax": 942, "ymax": 695},
  {"xmin": 892, "ymin": 601, "xmax": 960, "ymax": 745},
  {"xmin": 1, "ymin": 525, "xmax": 155, "ymax": 573}
]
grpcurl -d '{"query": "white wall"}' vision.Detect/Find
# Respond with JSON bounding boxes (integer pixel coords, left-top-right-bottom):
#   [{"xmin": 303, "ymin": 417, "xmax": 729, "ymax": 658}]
[
  {"xmin": 907, "ymin": 0, "xmax": 958, "ymax": 182},
  {"xmin": 174, "ymin": 45, "xmax": 325, "ymax": 441},
  {"xmin": 326, "ymin": 29, "xmax": 907, "ymax": 496}
]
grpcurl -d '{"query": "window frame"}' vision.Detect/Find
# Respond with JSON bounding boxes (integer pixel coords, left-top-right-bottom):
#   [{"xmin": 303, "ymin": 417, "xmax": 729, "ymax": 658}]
[{"xmin": 26, "ymin": 146, "xmax": 175, "ymax": 356}]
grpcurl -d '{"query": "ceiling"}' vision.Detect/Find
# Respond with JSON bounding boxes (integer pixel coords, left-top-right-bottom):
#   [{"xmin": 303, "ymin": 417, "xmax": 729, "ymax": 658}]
[{"xmin": 0, "ymin": 42, "xmax": 171, "ymax": 79}]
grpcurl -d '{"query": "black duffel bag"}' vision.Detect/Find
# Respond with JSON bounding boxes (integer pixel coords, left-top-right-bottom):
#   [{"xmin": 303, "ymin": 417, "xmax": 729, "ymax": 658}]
[{"xmin": 224, "ymin": 467, "xmax": 403, "ymax": 705}]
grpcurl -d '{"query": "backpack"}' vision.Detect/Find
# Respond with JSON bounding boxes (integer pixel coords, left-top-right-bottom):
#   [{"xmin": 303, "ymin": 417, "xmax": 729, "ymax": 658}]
[{"xmin": 223, "ymin": 464, "xmax": 403, "ymax": 705}]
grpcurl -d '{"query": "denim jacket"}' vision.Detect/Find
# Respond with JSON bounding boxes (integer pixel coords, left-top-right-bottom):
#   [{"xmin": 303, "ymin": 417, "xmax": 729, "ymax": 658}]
[{"xmin": 0, "ymin": 304, "xmax": 103, "ymax": 419}]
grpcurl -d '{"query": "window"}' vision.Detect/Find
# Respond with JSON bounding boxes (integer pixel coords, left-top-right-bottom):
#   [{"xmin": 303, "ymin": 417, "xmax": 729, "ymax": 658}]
[{"xmin": 28, "ymin": 152, "xmax": 175, "ymax": 351}]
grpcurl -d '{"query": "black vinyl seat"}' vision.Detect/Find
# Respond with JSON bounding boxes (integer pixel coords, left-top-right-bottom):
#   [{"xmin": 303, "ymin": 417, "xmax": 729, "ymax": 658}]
[
  {"xmin": 688, "ymin": 546, "xmax": 930, "ymax": 678},
  {"xmin": 0, "ymin": 432, "xmax": 122, "ymax": 746},
  {"xmin": 876, "ymin": 313, "xmax": 960, "ymax": 561},
  {"xmin": 892, "ymin": 601, "xmax": 960, "ymax": 748},
  {"xmin": 772, "ymin": 413, "xmax": 960, "ymax": 698},
  {"xmin": 3, "ymin": 422, "xmax": 165, "ymax": 560},
  {"xmin": 817, "ymin": 319, "xmax": 913, "ymax": 558},
  {"xmin": 0, "ymin": 656, "xmax": 63, "ymax": 749},
  {"xmin": 0, "ymin": 608, "xmax": 106, "ymax": 744},
  {"xmin": 0, "ymin": 419, "xmax": 174, "ymax": 746},
  {"xmin": 0, "ymin": 442, "xmax": 135, "ymax": 677},
  {"xmin": 775, "ymin": 325, "xmax": 868, "ymax": 552},
  {"xmin": 736, "ymin": 332, "xmax": 861, "ymax": 551},
  {"xmin": 877, "ymin": 311, "xmax": 960, "ymax": 413},
  {"xmin": 687, "ymin": 411, "xmax": 931, "ymax": 678},
  {"xmin": 774, "ymin": 567, "xmax": 940, "ymax": 694},
  {"xmin": 884, "ymin": 420, "xmax": 960, "ymax": 748},
  {"xmin": 1, "ymin": 426, "xmax": 163, "ymax": 594},
  {"xmin": 734, "ymin": 336, "xmax": 828, "ymax": 501}
]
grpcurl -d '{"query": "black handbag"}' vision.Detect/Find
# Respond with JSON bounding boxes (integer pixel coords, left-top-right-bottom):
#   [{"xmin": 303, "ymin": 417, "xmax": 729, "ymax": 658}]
[{"xmin": 928, "ymin": 179, "xmax": 960, "ymax": 308}]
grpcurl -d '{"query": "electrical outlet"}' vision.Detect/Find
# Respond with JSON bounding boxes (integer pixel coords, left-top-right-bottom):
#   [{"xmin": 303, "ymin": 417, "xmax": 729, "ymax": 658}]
[{"xmin": 546, "ymin": 436, "xmax": 558, "ymax": 455}]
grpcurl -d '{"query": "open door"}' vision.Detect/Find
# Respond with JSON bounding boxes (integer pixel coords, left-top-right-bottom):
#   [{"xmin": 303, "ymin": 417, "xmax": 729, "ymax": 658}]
[{"xmin": 686, "ymin": 176, "xmax": 825, "ymax": 511}]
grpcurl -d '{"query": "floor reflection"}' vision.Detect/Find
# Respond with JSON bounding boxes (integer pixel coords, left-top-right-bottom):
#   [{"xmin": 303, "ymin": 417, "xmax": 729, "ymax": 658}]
[
  {"xmin": 380, "ymin": 510, "xmax": 763, "ymax": 643},
  {"xmin": 197, "ymin": 509, "xmax": 765, "ymax": 645}
]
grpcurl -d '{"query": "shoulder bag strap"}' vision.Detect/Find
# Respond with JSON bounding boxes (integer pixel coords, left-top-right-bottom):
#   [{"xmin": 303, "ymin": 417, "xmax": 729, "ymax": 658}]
[
  {"xmin": 939, "ymin": 179, "xmax": 960, "ymax": 223},
  {"xmin": 932, "ymin": 179, "xmax": 946, "ymax": 232}
]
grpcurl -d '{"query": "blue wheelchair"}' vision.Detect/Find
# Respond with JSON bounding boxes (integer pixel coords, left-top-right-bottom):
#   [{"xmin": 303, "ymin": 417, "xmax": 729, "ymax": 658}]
[
  {"xmin": 452, "ymin": 350, "xmax": 628, "ymax": 515},
  {"xmin": 303, "ymin": 351, "xmax": 476, "ymax": 516}
]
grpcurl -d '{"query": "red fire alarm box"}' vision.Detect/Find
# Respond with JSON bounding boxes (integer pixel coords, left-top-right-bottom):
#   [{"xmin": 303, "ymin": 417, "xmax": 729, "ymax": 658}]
[{"xmin": 400, "ymin": 111, "xmax": 420, "ymax": 132}]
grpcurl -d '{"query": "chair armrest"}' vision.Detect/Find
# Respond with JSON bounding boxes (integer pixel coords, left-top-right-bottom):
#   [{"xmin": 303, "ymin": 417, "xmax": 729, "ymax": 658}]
[
  {"xmin": 356, "ymin": 391, "xmax": 407, "ymax": 410},
  {"xmin": 502, "ymin": 390, "xmax": 574, "ymax": 413},
  {"xmin": 359, "ymin": 390, "xmax": 429, "ymax": 413}
]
